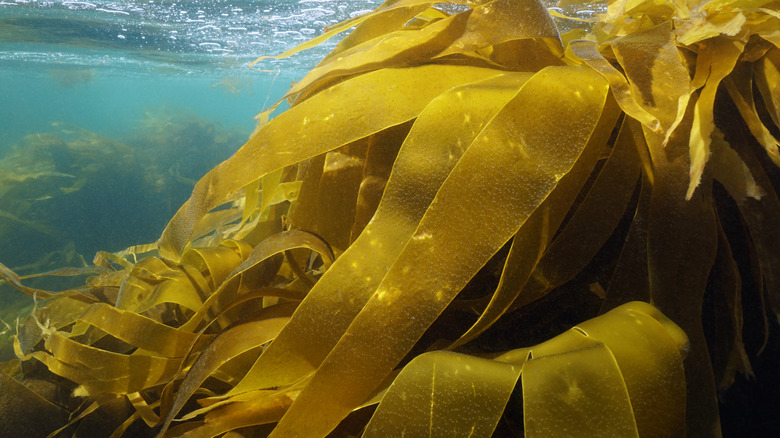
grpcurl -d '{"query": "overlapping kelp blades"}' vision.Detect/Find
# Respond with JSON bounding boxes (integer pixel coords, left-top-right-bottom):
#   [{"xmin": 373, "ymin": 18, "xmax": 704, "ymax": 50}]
[
  {"xmin": 266, "ymin": 66, "xmax": 616, "ymax": 437},
  {"xmin": 6, "ymin": 0, "xmax": 780, "ymax": 435},
  {"xmin": 158, "ymin": 64, "xmax": 505, "ymax": 261},
  {"xmin": 364, "ymin": 302, "xmax": 687, "ymax": 437},
  {"xmin": 224, "ymin": 72, "xmax": 529, "ymax": 397},
  {"xmin": 453, "ymin": 114, "xmax": 642, "ymax": 348}
]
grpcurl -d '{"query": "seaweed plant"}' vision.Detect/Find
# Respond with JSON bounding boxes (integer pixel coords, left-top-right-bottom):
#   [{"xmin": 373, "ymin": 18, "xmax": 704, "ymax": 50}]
[{"xmin": 2, "ymin": 0, "xmax": 780, "ymax": 436}]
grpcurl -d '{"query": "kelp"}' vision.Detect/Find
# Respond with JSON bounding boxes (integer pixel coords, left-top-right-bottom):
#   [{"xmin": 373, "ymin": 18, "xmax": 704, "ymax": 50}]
[{"xmin": 2, "ymin": 0, "xmax": 780, "ymax": 436}]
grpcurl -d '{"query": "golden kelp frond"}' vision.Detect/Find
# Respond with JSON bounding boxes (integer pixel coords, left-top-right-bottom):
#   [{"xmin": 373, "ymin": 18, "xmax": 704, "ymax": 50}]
[
  {"xmin": 366, "ymin": 302, "xmax": 687, "ymax": 437},
  {"xmin": 3, "ymin": 0, "xmax": 780, "ymax": 436}
]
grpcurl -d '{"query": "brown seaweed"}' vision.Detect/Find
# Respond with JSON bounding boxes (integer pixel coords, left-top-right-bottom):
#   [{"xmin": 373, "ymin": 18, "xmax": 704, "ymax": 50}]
[{"xmin": 2, "ymin": 0, "xmax": 780, "ymax": 436}]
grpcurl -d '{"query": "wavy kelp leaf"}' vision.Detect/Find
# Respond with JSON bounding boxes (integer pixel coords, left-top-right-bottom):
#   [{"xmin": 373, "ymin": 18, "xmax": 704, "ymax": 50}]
[
  {"xmin": 227, "ymin": 72, "xmax": 529, "ymax": 396},
  {"xmin": 755, "ymin": 46, "xmax": 780, "ymax": 129},
  {"xmin": 725, "ymin": 61, "xmax": 780, "ymax": 167},
  {"xmin": 436, "ymin": 0, "xmax": 561, "ymax": 57},
  {"xmin": 349, "ymin": 122, "xmax": 410, "ymax": 242},
  {"xmin": 518, "ymin": 115, "xmax": 641, "ymax": 297},
  {"xmin": 452, "ymin": 96, "xmax": 622, "ymax": 348},
  {"xmin": 523, "ymin": 343, "xmax": 638, "ymax": 437},
  {"xmin": 609, "ymin": 21, "xmax": 692, "ymax": 134},
  {"xmin": 310, "ymin": 142, "xmax": 369, "ymax": 252},
  {"xmin": 570, "ymin": 40, "xmax": 662, "ymax": 132},
  {"xmin": 319, "ymin": 3, "xmax": 433, "ymax": 62},
  {"xmin": 159, "ymin": 305, "xmax": 294, "ymax": 435},
  {"xmin": 178, "ymin": 230, "xmax": 333, "ymax": 334},
  {"xmin": 115, "ymin": 257, "xmax": 205, "ymax": 313},
  {"xmin": 248, "ymin": 0, "xmax": 465, "ymax": 67},
  {"xmin": 73, "ymin": 303, "xmax": 203, "ymax": 358},
  {"xmin": 366, "ymin": 302, "xmax": 686, "ymax": 437},
  {"xmin": 363, "ymin": 351, "xmax": 522, "ymax": 437},
  {"xmin": 710, "ymin": 127, "xmax": 764, "ymax": 202},
  {"xmin": 268, "ymin": 66, "xmax": 613, "ymax": 437},
  {"xmin": 512, "ymin": 301, "xmax": 686, "ymax": 437},
  {"xmin": 572, "ymin": 301, "xmax": 687, "ymax": 437},
  {"xmin": 30, "ymin": 331, "xmax": 182, "ymax": 395},
  {"xmin": 283, "ymin": 10, "xmax": 473, "ymax": 101},
  {"xmin": 687, "ymin": 38, "xmax": 744, "ymax": 199},
  {"xmin": 181, "ymin": 241, "xmax": 252, "ymax": 291},
  {"xmin": 159, "ymin": 64, "xmax": 505, "ymax": 261}
]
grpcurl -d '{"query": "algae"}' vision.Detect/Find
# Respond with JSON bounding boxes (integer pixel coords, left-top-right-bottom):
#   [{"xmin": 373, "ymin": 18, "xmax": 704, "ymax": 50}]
[{"xmin": 2, "ymin": 0, "xmax": 780, "ymax": 436}]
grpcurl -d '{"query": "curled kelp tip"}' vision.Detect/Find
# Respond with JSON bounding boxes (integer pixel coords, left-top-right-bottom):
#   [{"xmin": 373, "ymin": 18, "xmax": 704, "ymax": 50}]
[{"xmin": 2, "ymin": 0, "xmax": 780, "ymax": 436}]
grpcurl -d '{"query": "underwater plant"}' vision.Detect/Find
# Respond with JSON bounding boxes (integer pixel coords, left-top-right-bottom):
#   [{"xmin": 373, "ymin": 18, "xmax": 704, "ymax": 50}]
[{"xmin": 2, "ymin": 0, "xmax": 780, "ymax": 436}]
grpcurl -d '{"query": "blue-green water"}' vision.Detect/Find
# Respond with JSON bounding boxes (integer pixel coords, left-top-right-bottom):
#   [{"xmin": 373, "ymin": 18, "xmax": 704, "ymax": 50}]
[{"xmin": 0, "ymin": 0, "xmax": 377, "ymax": 321}]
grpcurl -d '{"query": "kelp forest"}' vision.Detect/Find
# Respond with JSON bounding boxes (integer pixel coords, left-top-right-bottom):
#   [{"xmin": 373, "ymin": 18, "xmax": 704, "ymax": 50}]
[{"xmin": 1, "ymin": 0, "xmax": 780, "ymax": 436}]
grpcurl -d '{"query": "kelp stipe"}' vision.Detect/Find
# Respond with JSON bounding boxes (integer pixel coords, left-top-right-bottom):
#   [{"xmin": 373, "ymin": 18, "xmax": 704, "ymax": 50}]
[{"xmin": 2, "ymin": 0, "xmax": 780, "ymax": 436}]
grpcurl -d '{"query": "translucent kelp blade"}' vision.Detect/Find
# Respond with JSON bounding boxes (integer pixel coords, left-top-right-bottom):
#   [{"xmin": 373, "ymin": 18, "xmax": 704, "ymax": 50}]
[
  {"xmin": 159, "ymin": 307, "xmax": 294, "ymax": 435},
  {"xmin": 452, "ymin": 96, "xmax": 620, "ymax": 348},
  {"xmin": 308, "ymin": 142, "xmax": 369, "ymax": 252},
  {"xmin": 181, "ymin": 241, "xmax": 252, "ymax": 291},
  {"xmin": 290, "ymin": 0, "xmax": 561, "ymax": 102},
  {"xmin": 159, "ymin": 64, "xmax": 506, "ymax": 261},
  {"xmin": 363, "ymin": 351, "xmax": 522, "ymax": 437},
  {"xmin": 179, "ymin": 230, "xmax": 333, "ymax": 333},
  {"xmin": 436, "ymin": 0, "xmax": 562, "ymax": 58},
  {"xmin": 686, "ymin": 38, "xmax": 744, "ymax": 199},
  {"xmin": 575, "ymin": 302, "xmax": 687, "ymax": 437},
  {"xmin": 0, "ymin": 261, "xmax": 101, "ymax": 301},
  {"xmin": 75, "ymin": 303, "xmax": 204, "ymax": 358},
  {"xmin": 755, "ymin": 47, "xmax": 780, "ymax": 130},
  {"xmin": 283, "ymin": 11, "xmax": 473, "ymax": 101},
  {"xmin": 227, "ymin": 72, "xmax": 525, "ymax": 396},
  {"xmin": 248, "ymin": 0, "xmax": 466, "ymax": 66},
  {"xmin": 710, "ymin": 128, "xmax": 763, "ymax": 202},
  {"xmin": 523, "ymin": 301, "xmax": 687, "ymax": 437},
  {"xmin": 268, "ymin": 66, "xmax": 612, "ymax": 437},
  {"xmin": 569, "ymin": 40, "xmax": 661, "ymax": 133},
  {"xmin": 33, "ymin": 332, "xmax": 182, "ymax": 395},
  {"xmin": 609, "ymin": 21, "xmax": 692, "ymax": 134},
  {"xmin": 526, "ymin": 116, "xmax": 641, "ymax": 291},
  {"xmin": 725, "ymin": 63, "xmax": 780, "ymax": 167},
  {"xmin": 318, "ymin": 3, "xmax": 434, "ymax": 63},
  {"xmin": 523, "ymin": 343, "xmax": 639, "ymax": 437}
]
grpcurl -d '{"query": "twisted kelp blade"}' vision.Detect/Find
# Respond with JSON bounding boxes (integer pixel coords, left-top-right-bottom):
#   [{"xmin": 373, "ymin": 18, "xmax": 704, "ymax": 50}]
[
  {"xmin": 524, "ymin": 343, "xmax": 638, "ymax": 437},
  {"xmin": 283, "ymin": 9, "xmax": 475, "ymax": 101},
  {"xmin": 158, "ymin": 64, "xmax": 507, "ymax": 262},
  {"xmin": 286, "ymin": 0, "xmax": 561, "ymax": 102},
  {"xmin": 227, "ymin": 72, "xmax": 526, "ymax": 396},
  {"xmin": 363, "ymin": 351, "xmax": 522, "ymax": 437},
  {"xmin": 267, "ymin": 65, "xmax": 615, "ymax": 437},
  {"xmin": 365, "ymin": 302, "xmax": 686, "ymax": 437},
  {"xmin": 452, "ymin": 112, "xmax": 639, "ymax": 348},
  {"xmin": 178, "ymin": 229, "xmax": 334, "ymax": 334},
  {"xmin": 158, "ymin": 305, "xmax": 294, "ymax": 435},
  {"xmin": 517, "ymin": 302, "xmax": 687, "ymax": 437},
  {"xmin": 435, "ymin": 0, "xmax": 562, "ymax": 58},
  {"xmin": 248, "ymin": 0, "xmax": 461, "ymax": 67},
  {"xmin": 687, "ymin": 38, "xmax": 744, "ymax": 199}
]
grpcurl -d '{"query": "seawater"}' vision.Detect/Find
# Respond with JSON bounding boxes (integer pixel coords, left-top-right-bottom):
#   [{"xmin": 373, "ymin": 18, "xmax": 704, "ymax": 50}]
[{"xmin": 0, "ymin": 0, "xmax": 378, "ymax": 327}]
